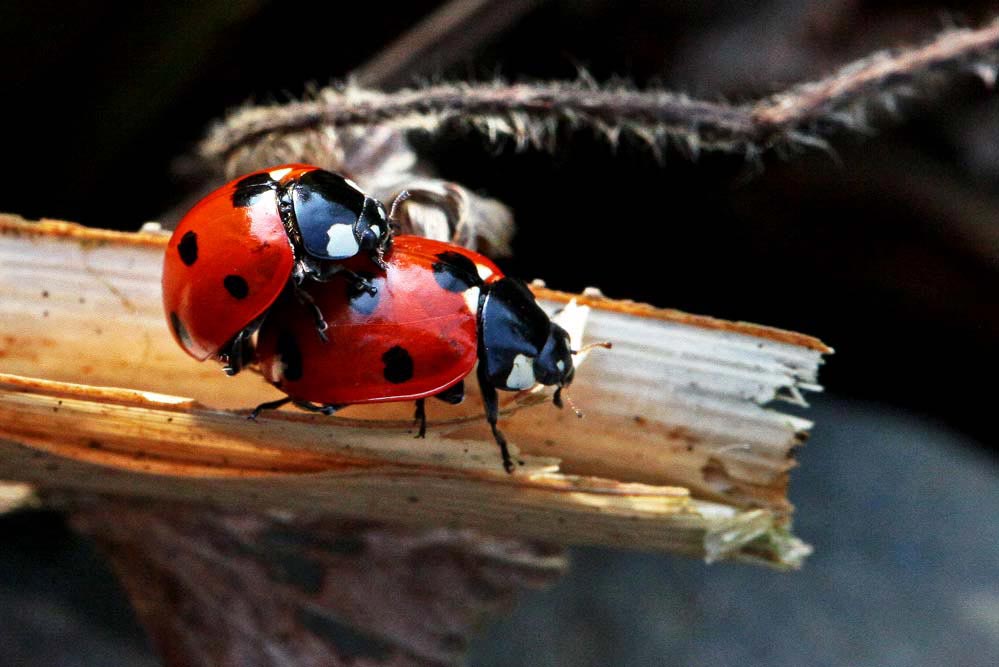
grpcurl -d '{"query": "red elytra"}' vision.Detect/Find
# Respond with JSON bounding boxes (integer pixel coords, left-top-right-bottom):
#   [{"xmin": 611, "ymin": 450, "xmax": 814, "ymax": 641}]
[
  {"xmin": 255, "ymin": 235, "xmax": 503, "ymax": 405},
  {"xmin": 162, "ymin": 166, "xmax": 589, "ymax": 474},
  {"xmin": 162, "ymin": 164, "xmax": 315, "ymax": 360}
]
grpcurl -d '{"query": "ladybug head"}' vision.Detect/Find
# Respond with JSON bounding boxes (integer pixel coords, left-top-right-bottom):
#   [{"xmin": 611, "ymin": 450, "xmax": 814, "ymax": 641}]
[
  {"xmin": 356, "ymin": 196, "xmax": 389, "ymax": 253},
  {"xmin": 532, "ymin": 321, "xmax": 575, "ymax": 389}
]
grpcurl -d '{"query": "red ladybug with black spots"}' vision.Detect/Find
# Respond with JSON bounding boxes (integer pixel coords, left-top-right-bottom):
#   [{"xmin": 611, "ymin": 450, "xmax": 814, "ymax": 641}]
[
  {"xmin": 163, "ymin": 166, "xmax": 593, "ymax": 472},
  {"xmin": 162, "ymin": 164, "xmax": 391, "ymax": 374},
  {"xmin": 251, "ymin": 235, "xmax": 581, "ymax": 473}
]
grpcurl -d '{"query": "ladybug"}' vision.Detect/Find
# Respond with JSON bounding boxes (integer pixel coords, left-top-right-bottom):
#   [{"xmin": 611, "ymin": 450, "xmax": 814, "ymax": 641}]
[
  {"xmin": 251, "ymin": 235, "xmax": 582, "ymax": 473},
  {"xmin": 162, "ymin": 164, "xmax": 391, "ymax": 374}
]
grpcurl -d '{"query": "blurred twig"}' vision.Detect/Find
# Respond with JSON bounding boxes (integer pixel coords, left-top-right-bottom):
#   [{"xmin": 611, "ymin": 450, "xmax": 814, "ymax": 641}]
[{"xmin": 203, "ymin": 19, "xmax": 999, "ymax": 163}]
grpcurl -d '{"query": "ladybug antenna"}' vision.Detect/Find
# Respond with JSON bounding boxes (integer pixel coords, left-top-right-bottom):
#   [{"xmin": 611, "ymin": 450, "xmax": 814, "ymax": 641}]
[
  {"xmin": 387, "ymin": 190, "xmax": 411, "ymax": 230},
  {"xmin": 553, "ymin": 386, "xmax": 584, "ymax": 418},
  {"xmin": 571, "ymin": 341, "xmax": 613, "ymax": 355}
]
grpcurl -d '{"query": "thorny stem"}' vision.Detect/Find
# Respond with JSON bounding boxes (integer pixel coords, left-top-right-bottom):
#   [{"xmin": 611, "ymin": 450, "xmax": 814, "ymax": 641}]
[{"xmin": 202, "ymin": 20, "xmax": 999, "ymax": 163}]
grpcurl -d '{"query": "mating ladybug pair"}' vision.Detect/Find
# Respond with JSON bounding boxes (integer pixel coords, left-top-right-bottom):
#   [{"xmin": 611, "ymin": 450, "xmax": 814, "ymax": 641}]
[{"xmin": 162, "ymin": 164, "xmax": 588, "ymax": 473}]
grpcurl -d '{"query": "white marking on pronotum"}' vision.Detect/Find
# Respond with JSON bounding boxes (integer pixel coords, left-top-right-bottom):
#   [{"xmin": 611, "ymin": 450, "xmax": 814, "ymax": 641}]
[
  {"xmin": 369, "ymin": 224, "xmax": 381, "ymax": 238},
  {"xmin": 475, "ymin": 263, "xmax": 494, "ymax": 281},
  {"xmin": 556, "ymin": 360, "xmax": 565, "ymax": 372},
  {"xmin": 506, "ymin": 354, "xmax": 536, "ymax": 390},
  {"xmin": 462, "ymin": 286, "xmax": 480, "ymax": 314},
  {"xmin": 326, "ymin": 224, "xmax": 360, "ymax": 259},
  {"xmin": 269, "ymin": 167, "xmax": 293, "ymax": 180}
]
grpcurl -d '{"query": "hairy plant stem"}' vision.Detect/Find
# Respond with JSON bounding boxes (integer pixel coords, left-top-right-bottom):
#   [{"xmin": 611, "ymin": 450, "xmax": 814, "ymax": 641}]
[{"xmin": 202, "ymin": 20, "xmax": 999, "ymax": 164}]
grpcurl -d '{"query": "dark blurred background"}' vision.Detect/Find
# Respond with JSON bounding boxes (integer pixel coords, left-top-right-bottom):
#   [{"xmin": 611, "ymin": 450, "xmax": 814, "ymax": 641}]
[
  {"xmin": 3, "ymin": 0, "xmax": 999, "ymax": 447},
  {"xmin": 1, "ymin": 1, "xmax": 998, "ymax": 665}
]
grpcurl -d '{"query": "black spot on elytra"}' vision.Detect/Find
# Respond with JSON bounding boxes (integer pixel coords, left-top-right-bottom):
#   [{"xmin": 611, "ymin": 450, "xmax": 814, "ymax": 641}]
[
  {"xmin": 382, "ymin": 345, "xmax": 413, "ymax": 384},
  {"xmin": 178, "ymin": 231, "xmax": 198, "ymax": 265},
  {"xmin": 232, "ymin": 172, "xmax": 278, "ymax": 207},
  {"xmin": 346, "ymin": 271, "xmax": 379, "ymax": 314},
  {"xmin": 223, "ymin": 274, "xmax": 249, "ymax": 299},
  {"xmin": 169, "ymin": 312, "xmax": 193, "ymax": 349},
  {"xmin": 276, "ymin": 330, "xmax": 303, "ymax": 381},
  {"xmin": 432, "ymin": 251, "xmax": 481, "ymax": 293}
]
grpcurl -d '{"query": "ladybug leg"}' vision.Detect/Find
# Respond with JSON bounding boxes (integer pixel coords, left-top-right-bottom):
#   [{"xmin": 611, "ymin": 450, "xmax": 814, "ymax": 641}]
[
  {"xmin": 371, "ymin": 246, "xmax": 389, "ymax": 271},
  {"xmin": 220, "ymin": 324, "xmax": 256, "ymax": 376},
  {"xmin": 248, "ymin": 397, "xmax": 292, "ymax": 420},
  {"xmin": 434, "ymin": 380, "xmax": 465, "ymax": 405},
  {"xmin": 293, "ymin": 286, "xmax": 330, "ymax": 343},
  {"xmin": 341, "ymin": 269, "xmax": 378, "ymax": 296},
  {"xmin": 413, "ymin": 398, "xmax": 427, "ymax": 439},
  {"xmin": 292, "ymin": 399, "xmax": 341, "ymax": 416},
  {"xmin": 476, "ymin": 365, "xmax": 515, "ymax": 474},
  {"xmin": 296, "ymin": 257, "xmax": 378, "ymax": 296},
  {"xmin": 413, "ymin": 382, "xmax": 464, "ymax": 440},
  {"xmin": 308, "ymin": 259, "xmax": 378, "ymax": 296}
]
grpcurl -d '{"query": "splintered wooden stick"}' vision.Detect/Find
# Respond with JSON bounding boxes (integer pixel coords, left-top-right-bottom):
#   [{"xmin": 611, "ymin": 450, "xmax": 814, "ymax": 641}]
[{"xmin": 0, "ymin": 215, "xmax": 829, "ymax": 567}]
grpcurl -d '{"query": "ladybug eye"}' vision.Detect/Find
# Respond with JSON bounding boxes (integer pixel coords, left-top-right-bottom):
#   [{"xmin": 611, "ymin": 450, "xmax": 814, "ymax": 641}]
[
  {"xmin": 358, "ymin": 225, "xmax": 381, "ymax": 251},
  {"xmin": 357, "ymin": 198, "xmax": 389, "ymax": 251}
]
